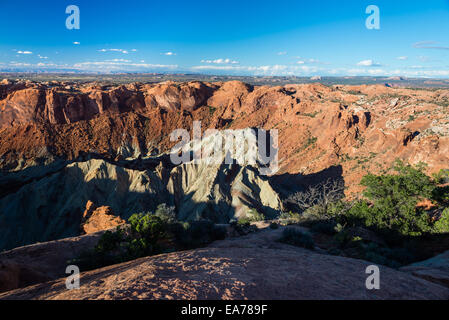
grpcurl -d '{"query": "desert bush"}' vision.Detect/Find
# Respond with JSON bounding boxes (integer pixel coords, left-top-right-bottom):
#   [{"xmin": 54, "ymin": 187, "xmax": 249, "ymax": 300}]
[
  {"xmin": 310, "ymin": 221, "xmax": 338, "ymax": 235},
  {"xmin": 287, "ymin": 178, "xmax": 345, "ymax": 219},
  {"xmin": 154, "ymin": 203, "xmax": 177, "ymax": 223},
  {"xmin": 278, "ymin": 211, "xmax": 301, "ymax": 224},
  {"xmin": 174, "ymin": 220, "xmax": 227, "ymax": 249},
  {"xmin": 70, "ymin": 214, "xmax": 168, "ymax": 271},
  {"xmin": 269, "ymin": 222, "xmax": 279, "ymax": 229},
  {"xmin": 433, "ymin": 169, "xmax": 449, "ymax": 184},
  {"xmin": 236, "ymin": 218, "xmax": 252, "ymax": 227},
  {"xmin": 432, "ymin": 185, "xmax": 449, "ymax": 205},
  {"xmin": 247, "ymin": 209, "xmax": 265, "ymax": 222},
  {"xmin": 279, "ymin": 228, "xmax": 315, "ymax": 249},
  {"xmin": 126, "ymin": 213, "xmax": 167, "ymax": 257},
  {"xmin": 357, "ymin": 242, "xmax": 416, "ymax": 268},
  {"xmin": 296, "ymin": 161, "xmax": 449, "ymax": 266},
  {"xmin": 333, "ymin": 228, "xmax": 353, "ymax": 247},
  {"xmin": 342, "ymin": 160, "xmax": 448, "ymax": 237},
  {"xmin": 433, "ymin": 208, "xmax": 449, "ymax": 233},
  {"xmin": 231, "ymin": 219, "xmax": 258, "ymax": 235}
]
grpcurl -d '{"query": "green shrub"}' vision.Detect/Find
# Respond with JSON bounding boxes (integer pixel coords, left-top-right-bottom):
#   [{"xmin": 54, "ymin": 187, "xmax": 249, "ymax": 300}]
[
  {"xmin": 432, "ymin": 185, "xmax": 449, "ymax": 205},
  {"xmin": 279, "ymin": 228, "xmax": 315, "ymax": 249},
  {"xmin": 231, "ymin": 219, "xmax": 258, "ymax": 235},
  {"xmin": 358, "ymin": 242, "xmax": 415, "ymax": 268},
  {"xmin": 123, "ymin": 214, "xmax": 167, "ymax": 258},
  {"xmin": 72, "ymin": 206, "xmax": 228, "ymax": 271},
  {"xmin": 289, "ymin": 161, "xmax": 449, "ymax": 265},
  {"xmin": 310, "ymin": 221, "xmax": 337, "ymax": 235},
  {"xmin": 95, "ymin": 228, "xmax": 125, "ymax": 254},
  {"xmin": 237, "ymin": 218, "xmax": 252, "ymax": 227},
  {"xmin": 433, "ymin": 208, "xmax": 449, "ymax": 233},
  {"xmin": 433, "ymin": 169, "xmax": 449, "ymax": 184},
  {"xmin": 341, "ymin": 160, "xmax": 443, "ymax": 237},
  {"xmin": 269, "ymin": 222, "xmax": 280, "ymax": 229},
  {"xmin": 327, "ymin": 248, "xmax": 341, "ymax": 256},
  {"xmin": 333, "ymin": 229, "xmax": 352, "ymax": 247},
  {"xmin": 278, "ymin": 211, "xmax": 301, "ymax": 224},
  {"xmin": 247, "ymin": 209, "xmax": 265, "ymax": 222},
  {"xmin": 154, "ymin": 204, "xmax": 177, "ymax": 223},
  {"xmin": 172, "ymin": 220, "xmax": 227, "ymax": 249}
]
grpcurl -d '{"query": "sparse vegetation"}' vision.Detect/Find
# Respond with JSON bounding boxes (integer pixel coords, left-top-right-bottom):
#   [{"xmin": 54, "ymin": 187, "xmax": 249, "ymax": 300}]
[
  {"xmin": 278, "ymin": 211, "xmax": 302, "ymax": 225},
  {"xmin": 342, "ymin": 160, "xmax": 448, "ymax": 237},
  {"xmin": 208, "ymin": 106, "xmax": 217, "ymax": 115},
  {"xmin": 347, "ymin": 90, "xmax": 367, "ymax": 96},
  {"xmin": 71, "ymin": 205, "xmax": 227, "ymax": 271},
  {"xmin": 290, "ymin": 160, "xmax": 449, "ymax": 267},
  {"xmin": 287, "ymin": 178, "xmax": 345, "ymax": 219},
  {"xmin": 302, "ymin": 111, "xmax": 320, "ymax": 118},
  {"xmin": 247, "ymin": 209, "xmax": 265, "ymax": 222},
  {"xmin": 279, "ymin": 228, "xmax": 315, "ymax": 249},
  {"xmin": 295, "ymin": 136, "xmax": 318, "ymax": 154}
]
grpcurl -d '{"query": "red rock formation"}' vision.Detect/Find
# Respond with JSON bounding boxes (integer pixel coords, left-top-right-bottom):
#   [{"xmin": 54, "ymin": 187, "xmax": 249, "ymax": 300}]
[
  {"xmin": 81, "ymin": 201, "xmax": 125, "ymax": 235},
  {"xmin": 0, "ymin": 80, "xmax": 448, "ymax": 196}
]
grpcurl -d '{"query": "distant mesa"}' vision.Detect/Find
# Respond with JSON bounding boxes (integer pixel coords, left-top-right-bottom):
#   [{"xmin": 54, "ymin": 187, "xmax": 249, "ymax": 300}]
[{"xmin": 386, "ymin": 76, "xmax": 406, "ymax": 81}]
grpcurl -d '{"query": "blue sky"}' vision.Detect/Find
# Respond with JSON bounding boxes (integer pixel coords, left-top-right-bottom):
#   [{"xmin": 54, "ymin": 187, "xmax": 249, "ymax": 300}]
[{"xmin": 0, "ymin": 0, "xmax": 448, "ymax": 77}]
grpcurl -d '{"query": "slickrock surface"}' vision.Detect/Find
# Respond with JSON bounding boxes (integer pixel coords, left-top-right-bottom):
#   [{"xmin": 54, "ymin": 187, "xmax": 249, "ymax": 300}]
[
  {"xmin": 0, "ymin": 232, "xmax": 104, "ymax": 293},
  {"xmin": 401, "ymin": 249, "xmax": 449, "ymax": 288},
  {"xmin": 1, "ymin": 228, "xmax": 448, "ymax": 300}
]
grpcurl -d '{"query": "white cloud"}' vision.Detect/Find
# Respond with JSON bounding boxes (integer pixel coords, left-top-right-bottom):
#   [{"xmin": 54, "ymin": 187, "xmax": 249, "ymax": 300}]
[
  {"xmin": 413, "ymin": 41, "xmax": 449, "ymax": 50},
  {"xmin": 36, "ymin": 62, "xmax": 57, "ymax": 67},
  {"xmin": 73, "ymin": 61, "xmax": 178, "ymax": 72},
  {"xmin": 408, "ymin": 65, "xmax": 425, "ymax": 69},
  {"xmin": 38, "ymin": 55, "xmax": 48, "ymax": 59},
  {"xmin": 73, "ymin": 42, "xmax": 80, "ymax": 45},
  {"xmin": 417, "ymin": 55, "xmax": 438, "ymax": 62},
  {"xmin": 357, "ymin": 59, "xmax": 382, "ymax": 67},
  {"xmin": 201, "ymin": 58, "xmax": 239, "ymax": 64},
  {"xmin": 192, "ymin": 64, "xmax": 314, "ymax": 76},
  {"xmin": 8, "ymin": 62, "xmax": 32, "ymax": 67},
  {"xmin": 277, "ymin": 51, "xmax": 287, "ymax": 55},
  {"xmin": 106, "ymin": 59, "xmax": 131, "ymax": 62},
  {"xmin": 17, "ymin": 51, "xmax": 33, "ymax": 55},
  {"xmin": 98, "ymin": 49, "xmax": 130, "ymax": 54},
  {"xmin": 163, "ymin": 52, "xmax": 176, "ymax": 56},
  {"xmin": 397, "ymin": 56, "xmax": 408, "ymax": 60},
  {"xmin": 296, "ymin": 58, "xmax": 326, "ymax": 65}
]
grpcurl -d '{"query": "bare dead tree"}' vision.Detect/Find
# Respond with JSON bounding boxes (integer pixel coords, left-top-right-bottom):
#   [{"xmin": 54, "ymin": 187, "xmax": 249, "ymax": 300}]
[{"xmin": 287, "ymin": 178, "xmax": 345, "ymax": 218}]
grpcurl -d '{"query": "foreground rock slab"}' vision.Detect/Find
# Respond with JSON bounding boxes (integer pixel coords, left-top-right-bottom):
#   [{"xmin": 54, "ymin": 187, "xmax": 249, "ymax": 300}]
[
  {"xmin": 401, "ymin": 249, "xmax": 449, "ymax": 288},
  {"xmin": 1, "ymin": 243, "xmax": 448, "ymax": 300},
  {"xmin": 0, "ymin": 232, "xmax": 104, "ymax": 293}
]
